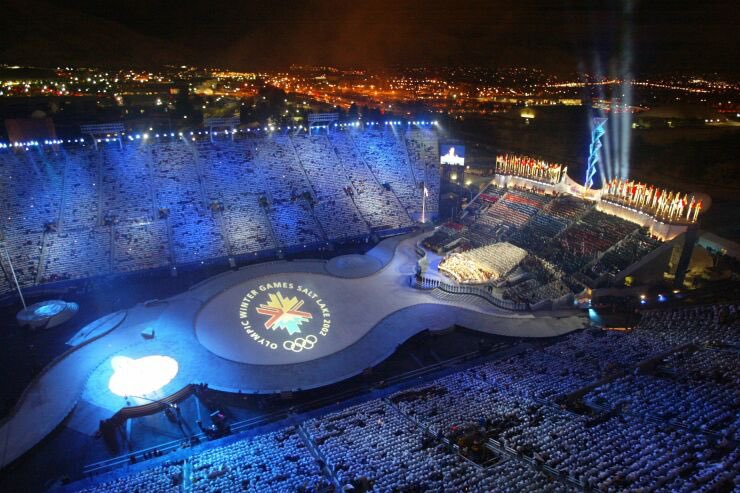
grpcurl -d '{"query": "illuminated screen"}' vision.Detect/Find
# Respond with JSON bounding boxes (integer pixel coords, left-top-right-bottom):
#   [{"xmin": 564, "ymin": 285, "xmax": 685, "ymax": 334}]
[{"xmin": 440, "ymin": 144, "xmax": 465, "ymax": 166}]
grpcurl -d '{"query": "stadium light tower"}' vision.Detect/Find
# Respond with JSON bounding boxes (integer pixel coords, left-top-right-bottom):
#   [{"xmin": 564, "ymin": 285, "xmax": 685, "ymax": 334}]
[{"xmin": 585, "ymin": 118, "xmax": 607, "ymax": 190}]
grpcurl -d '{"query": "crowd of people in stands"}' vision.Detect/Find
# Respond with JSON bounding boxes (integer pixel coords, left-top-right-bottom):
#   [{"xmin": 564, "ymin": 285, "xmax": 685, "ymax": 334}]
[
  {"xmin": 327, "ymin": 131, "xmax": 413, "ymax": 231},
  {"xmin": 550, "ymin": 210, "xmax": 639, "ymax": 274},
  {"xmin": 352, "ymin": 130, "xmax": 420, "ymax": 217},
  {"xmin": 0, "ymin": 128, "xmax": 439, "ymax": 294},
  {"xmin": 189, "ymin": 427, "xmax": 330, "ymax": 492},
  {"xmin": 434, "ymin": 184, "xmax": 665, "ymax": 304},
  {"xmin": 76, "ymin": 302, "xmax": 738, "ymax": 492},
  {"xmin": 476, "ymin": 188, "xmax": 552, "ymax": 230},
  {"xmin": 77, "ymin": 463, "xmax": 183, "ymax": 493},
  {"xmin": 583, "ymin": 228, "xmax": 663, "ymax": 283},
  {"xmin": 426, "ymin": 182, "xmax": 664, "ymax": 308},
  {"xmin": 588, "ymin": 349, "xmax": 738, "ymax": 437}
]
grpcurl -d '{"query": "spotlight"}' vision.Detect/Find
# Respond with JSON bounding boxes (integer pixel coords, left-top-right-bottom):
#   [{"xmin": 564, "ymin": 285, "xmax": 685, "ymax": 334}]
[{"xmin": 108, "ymin": 355, "xmax": 179, "ymax": 397}]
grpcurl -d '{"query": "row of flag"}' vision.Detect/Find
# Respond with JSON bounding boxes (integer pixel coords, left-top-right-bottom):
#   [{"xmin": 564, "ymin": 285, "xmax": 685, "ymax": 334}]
[
  {"xmin": 495, "ymin": 154, "xmax": 566, "ymax": 184},
  {"xmin": 605, "ymin": 178, "xmax": 702, "ymax": 223}
]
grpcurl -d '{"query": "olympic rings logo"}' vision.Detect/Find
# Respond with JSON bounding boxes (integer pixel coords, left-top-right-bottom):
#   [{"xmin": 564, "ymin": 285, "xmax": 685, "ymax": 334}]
[{"xmin": 283, "ymin": 335, "xmax": 318, "ymax": 352}]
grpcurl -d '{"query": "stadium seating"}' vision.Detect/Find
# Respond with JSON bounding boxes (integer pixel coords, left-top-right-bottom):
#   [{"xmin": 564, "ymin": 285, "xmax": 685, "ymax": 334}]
[
  {"xmin": 113, "ymin": 222, "xmax": 171, "ymax": 273},
  {"xmin": 169, "ymin": 204, "xmax": 228, "ymax": 265},
  {"xmin": 477, "ymin": 189, "xmax": 552, "ymax": 230},
  {"xmin": 587, "ymin": 349, "xmax": 738, "ymax": 437},
  {"xmin": 77, "ymin": 463, "xmax": 183, "ymax": 493},
  {"xmin": 432, "ymin": 180, "xmax": 662, "ymax": 301},
  {"xmin": 73, "ymin": 303, "xmax": 738, "ymax": 492},
  {"xmin": 0, "ymin": 233, "xmax": 44, "ymax": 287},
  {"xmin": 41, "ymin": 228, "xmax": 112, "ymax": 283},
  {"xmin": 351, "ymin": 129, "xmax": 420, "ymax": 215},
  {"xmin": 150, "ymin": 142, "xmax": 203, "ymax": 214},
  {"xmin": 0, "ymin": 129, "xmax": 437, "ymax": 293},
  {"xmin": 60, "ymin": 147, "xmax": 102, "ymax": 231},
  {"xmin": 554, "ymin": 210, "xmax": 637, "ymax": 265},
  {"xmin": 290, "ymin": 134, "xmax": 370, "ymax": 239},
  {"xmin": 100, "ymin": 146, "xmax": 155, "ymax": 224},
  {"xmin": 636, "ymin": 303, "xmax": 739, "ymax": 347},
  {"xmin": 189, "ymin": 426, "xmax": 329, "ymax": 492},
  {"xmin": 195, "ymin": 140, "xmax": 277, "ymax": 255},
  {"xmin": 584, "ymin": 228, "xmax": 663, "ymax": 283},
  {"xmin": 306, "ymin": 395, "xmax": 575, "ymax": 492},
  {"xmin": 0, "ymin": 147, "xmax": 63, "ymax": 236},
  {"xmin": 405, "ymin": 128, "xmax": 441, "ymax": 215},
  {"xmin": 0, "ymin": 256, "xmax": 10, "ymax": 294},
  {"xmin": 327, "ymin": 131, "xmax": 412, "ymax": 230}
]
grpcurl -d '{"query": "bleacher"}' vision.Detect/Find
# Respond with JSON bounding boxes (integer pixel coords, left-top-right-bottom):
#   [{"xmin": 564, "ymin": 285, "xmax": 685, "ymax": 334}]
[
  {"xmin": 60, "ymin": 147, "xmax": 101, "ymax": 231},
  {"xmin": 72, "ymin": 303, "xmax": 739, "ymax": 493},
  {"xmin": 290, "ymin": 134, "xmax": 370, "ymax": 239},
  {"xmin": 503, "ymin": 256, "xmax": 573, "ymax": 305},
  {"xmin": 444, "ymin": 184, "xmax": 667, "ymax": 298},
  {"xmin": 255, "ymin": 135, "xmax": 327, "ymax": 248},
  {"xmin": 557, "ymin": 210, "xmax": 637, "ymax": 261},
  {"xmin": 151, "ymin": 142, "xmax": 204, "ymax": 214},
  {"xmin": 0, "ymin": 147, "xmax": 63, "ymax": 235},
  {"xmin": 195, "ymin": 140, "xmax": 277, "ymax": 255},
  {"xmin": 351, "ymin": 129, "xmax": 420, "ymax": 216},
  {"xmin": 587, "ymin": 348, "xmax": 738, "ymax": 437},
  {"xmin": 0, "ymin": 253, "xmax": 11, "ymax": 294},
  {"xmin": 100, "ymin": 146, "xmax": 154, "ymax": 224},
  {"xmin": 508, "ymin": 214, "xmax": 568, "ymax": 254},
  {"xmin": 542, "ymin": 195, "xmax": 592, "ymax": 222},
  {"xmin": 476, "ymin": 188, "xmax": 551, "ymax": 232},
  {"xmin": 0, "ymin": 128, "xmax": 438, "ymax": 294},
  {"xmin": 77, "ymin": 463, "xmax": 183, "ymax": 493},
  {"xmin": 327, "ymin": 131, "xmax": 412, "ymax": 230},
  {"xmin": 0, "ymin": 233, "xmax": 44, "ymax": 287},
  {"xmin": 189, "ymin": 426, "xmax": 328, "ymax": 492},
  {"xmin": 583, "ymin": 228, "xmax": 663, "ymax": 283},
  {"xmin": 405, "ymin": 128, "xmax": 441, "ymax": 215},
  {"xmin": 113, "ymin": 222, "xmax": 171, "ymax": 273},
  {"xmin": 169, "ymin": 204, "xmax": 228, "ymax": 265},
  {"xmin": 41, "ymin": 228, "xmax": 111, "ymax": 283}
]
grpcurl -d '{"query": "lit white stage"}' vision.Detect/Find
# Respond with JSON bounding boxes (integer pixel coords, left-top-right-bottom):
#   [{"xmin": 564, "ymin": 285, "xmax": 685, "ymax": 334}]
[{"xmin": 0, "ymin": 232, "xmax": 586, "ymax": 469}]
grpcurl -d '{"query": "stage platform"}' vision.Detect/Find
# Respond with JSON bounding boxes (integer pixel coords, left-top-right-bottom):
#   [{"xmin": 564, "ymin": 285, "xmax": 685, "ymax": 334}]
[
  {"xmin": 16, "ymin": 299, "xmax": 78, "ymax": 329},
  {"xmin": 0, "ymin": 231, "xmax": 587, "ymax": 469}
]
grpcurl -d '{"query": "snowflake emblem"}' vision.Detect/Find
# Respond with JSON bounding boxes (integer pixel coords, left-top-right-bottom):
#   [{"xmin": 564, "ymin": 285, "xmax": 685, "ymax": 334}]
[{"xmin": 256, "ymin": 292, "xmax": 313, "ymax": 335}]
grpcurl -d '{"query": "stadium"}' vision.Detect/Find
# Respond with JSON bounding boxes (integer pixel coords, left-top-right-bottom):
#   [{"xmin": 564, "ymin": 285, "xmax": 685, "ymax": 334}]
[{"xmin": 0, "ymin": 116, "xmax": 737, "ymax": 493}]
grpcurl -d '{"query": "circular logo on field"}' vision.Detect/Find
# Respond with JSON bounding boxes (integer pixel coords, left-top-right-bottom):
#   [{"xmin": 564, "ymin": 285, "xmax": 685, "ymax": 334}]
[{"xmin": 238, "ymin": 281, "xmax": 331, "ymax": 353}]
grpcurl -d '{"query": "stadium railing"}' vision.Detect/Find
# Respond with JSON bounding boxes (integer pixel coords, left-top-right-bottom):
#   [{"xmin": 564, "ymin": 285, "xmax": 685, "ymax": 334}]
[{"xmin": 409, "ymin": 274, "xmax": 528, "ymax": 311}]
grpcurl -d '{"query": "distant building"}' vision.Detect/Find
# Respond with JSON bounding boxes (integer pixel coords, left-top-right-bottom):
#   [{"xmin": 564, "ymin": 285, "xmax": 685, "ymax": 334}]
[
  {"xmin": 635, "ymin": 104, "xmax": 724, "ymax": 128},
  {"xmin": 5, "ymin": 117, "xmax": 56, "ymax": 142}
]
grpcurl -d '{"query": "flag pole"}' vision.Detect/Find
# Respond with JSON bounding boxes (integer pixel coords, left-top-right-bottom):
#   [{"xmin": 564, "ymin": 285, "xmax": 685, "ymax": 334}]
[
  {"xmin": 2, "ymin": 243, "xmax": 26, "ymax": 309},
  {"xmin": 421, "ymin": 183, "xmax": 427, "ymax": 223}
]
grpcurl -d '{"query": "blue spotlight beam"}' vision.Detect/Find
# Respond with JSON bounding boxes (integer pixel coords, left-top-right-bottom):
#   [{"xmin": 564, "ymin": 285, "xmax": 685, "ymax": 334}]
[{"xmin": 585, "ymin": 118, "xmax": 607, "ymax": 190}]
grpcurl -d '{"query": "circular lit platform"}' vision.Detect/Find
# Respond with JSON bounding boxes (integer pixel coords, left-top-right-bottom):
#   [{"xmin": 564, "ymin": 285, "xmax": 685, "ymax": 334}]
[
  {"xmin": 195, "ymin": 273, "xmax": 373, "ymax": 365},
  {"xmin": 16, "ymin": 299, "xmax": 78, "ymax": 329}
]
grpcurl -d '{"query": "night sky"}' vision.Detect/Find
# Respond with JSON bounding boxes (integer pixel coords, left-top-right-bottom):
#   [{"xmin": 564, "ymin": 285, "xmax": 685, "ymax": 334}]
[{"xmin": 1, "ymin": 0, "xmax": 737, "ymax": 74}]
